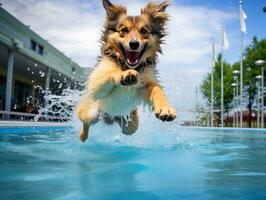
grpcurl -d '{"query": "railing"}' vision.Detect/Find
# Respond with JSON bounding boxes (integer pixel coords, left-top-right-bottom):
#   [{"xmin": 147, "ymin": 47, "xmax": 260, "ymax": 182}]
[{"xmin": 0, "ymin": 110, "xmax": 71, "ymax": 121}]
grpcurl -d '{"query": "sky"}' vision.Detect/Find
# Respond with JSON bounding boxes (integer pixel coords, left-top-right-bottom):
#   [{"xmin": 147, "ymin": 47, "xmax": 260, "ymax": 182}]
[{"xmin": 1, "ymin": 0, "xmax": 266, "ymax": 120}]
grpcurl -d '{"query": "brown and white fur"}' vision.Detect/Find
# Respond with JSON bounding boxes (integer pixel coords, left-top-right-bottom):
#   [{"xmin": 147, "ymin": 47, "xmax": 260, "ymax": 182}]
[{"xmin": 76, "ymin": 0, "xmax": 176, "ymax": 142}]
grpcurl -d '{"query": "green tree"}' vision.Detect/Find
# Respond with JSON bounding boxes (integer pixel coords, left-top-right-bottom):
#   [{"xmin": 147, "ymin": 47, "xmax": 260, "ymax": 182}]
[
  {"xmin": 234, "ymin": 37, "xmax": 266, "ymax": 127},
  {"xmin": 200, "ymin": 54, "xmax": 233, "ymax": 125}
]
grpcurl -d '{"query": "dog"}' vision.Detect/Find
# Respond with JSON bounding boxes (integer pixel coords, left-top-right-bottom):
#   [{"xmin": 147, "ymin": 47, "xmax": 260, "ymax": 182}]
[{"xmin": 76, "ymin": 0, "xmax": 176, "ymax": 142}]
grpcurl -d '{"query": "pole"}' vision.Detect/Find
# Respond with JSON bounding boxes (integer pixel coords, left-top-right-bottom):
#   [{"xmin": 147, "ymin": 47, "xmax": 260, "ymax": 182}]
[
  {"xmin": 236, "ymin": 77, "xmax": 239, "ymax": 127},
  {"xmin": 221, "ymin": 27, "xmax": 224, "ymax": 127},
  {"xmin": 211, "ymin": 38, "xmax": 214, "ymax": 127},
  {"xmin": 207, "ymin": 112, "xmax": 210, "ymax": 127},
  {"xmin": 257, "ymin": 81, "xmax": 260, "ymax": 128},
  {"xmin": 45, "ymin": 67, "xmax": 51, "ymax": 91},
  {"xmin": 45, "ymin": 67, "xmax": 51, "ymax": 106},
  {"xmin": 5, "ymin": 49, "xmax": 14, "ymax": 120},
  {"xmin": 240, "ymin": 1, "xmax": 244, "ymax": 128},
  {"xmin": 262, "ymin": 67, "xmax": 264, "ymax": 128},
  {"xmin": 233, "ymin": 87, "xmax": 236, "ymax": 127}
]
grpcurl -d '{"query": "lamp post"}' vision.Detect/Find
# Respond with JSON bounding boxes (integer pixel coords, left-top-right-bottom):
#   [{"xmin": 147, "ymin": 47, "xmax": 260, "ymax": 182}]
[
  {"xmin": 231, "ymin": 83, "xmax": 237, "ymax": 127},
  {"xmin": 233, "ymin": 70, "xmax": 240, "ymax": 127},
  {"xmin": 256, "ymin": 75, "xmax": 262, "ymax": 128},
  {"xmin": 211, "ymin": 38, "xmax": 215, "ymax": 127},
  {"xmin": 255, "ymin": 60, "xmax": 266, "ymax": 128}
]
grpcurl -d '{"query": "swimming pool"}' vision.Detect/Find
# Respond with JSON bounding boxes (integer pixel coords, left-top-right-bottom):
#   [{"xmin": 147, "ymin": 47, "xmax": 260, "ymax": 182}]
[{"xmin": 1, "ymin": 124, "xmax": 266, "ymax": 200}]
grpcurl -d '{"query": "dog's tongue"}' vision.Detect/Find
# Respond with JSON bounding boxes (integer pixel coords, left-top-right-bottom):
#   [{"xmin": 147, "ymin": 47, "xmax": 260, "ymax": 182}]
[{"xmin": 126, "ymin": 50, "xmax": 139, "ymax": 65}]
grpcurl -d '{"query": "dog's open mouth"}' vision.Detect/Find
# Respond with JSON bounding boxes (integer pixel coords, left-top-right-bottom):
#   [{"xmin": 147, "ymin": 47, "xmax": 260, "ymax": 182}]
[
  {"xmin": 125, "ymin": 50, "xmax": 141, "ymax": 67},
  {"xmin": 119, "ymin": 43, "xmax": 147, "ymax": 68}
]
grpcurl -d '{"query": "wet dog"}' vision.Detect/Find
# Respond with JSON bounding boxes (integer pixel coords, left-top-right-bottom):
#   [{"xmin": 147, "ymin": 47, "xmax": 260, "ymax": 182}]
[{"xmin": 76, "ymin": 0, "xmax": 176, "ymax": 142}]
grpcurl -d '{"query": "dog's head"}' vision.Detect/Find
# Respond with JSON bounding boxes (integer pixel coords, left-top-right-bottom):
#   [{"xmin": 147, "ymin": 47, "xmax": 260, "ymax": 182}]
[{"xmin": 101, "ymin": 0, "xmax": 170, "ymax": 69}]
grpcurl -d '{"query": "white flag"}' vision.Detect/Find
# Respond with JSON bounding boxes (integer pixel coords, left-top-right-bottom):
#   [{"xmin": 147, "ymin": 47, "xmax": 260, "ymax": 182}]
[
  {"xmin": 212, "ymin": 40, "xmax": 217, "ymax": 62},
  {"xmin": 240, "ymin": 7, "xmax": 247, "ymax": 33},
  {"xmin": 222, "ymin": 29, "xmax": 230, "ymax": 50}
]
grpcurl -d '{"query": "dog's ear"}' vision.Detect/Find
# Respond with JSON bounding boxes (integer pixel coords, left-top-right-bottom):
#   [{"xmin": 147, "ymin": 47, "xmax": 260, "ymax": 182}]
[
  {"xmin": 141, "ymin": 0, "xmax": 170, "ymax": 37},
  {"xmin": 102, "ymin": 0, "xmax": 127, "ymax": 21},
  {"xmin": 102, "ymin": 0, "xmax": 113, "ymax": 13}
]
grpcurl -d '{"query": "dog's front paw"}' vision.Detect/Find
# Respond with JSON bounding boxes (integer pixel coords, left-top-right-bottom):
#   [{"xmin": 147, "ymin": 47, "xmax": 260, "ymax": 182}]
[
  {"xmin": 153, "ymin": 103, "xmax": 176, "ymax": 122},
  {"xmin": 120, "ymin": 69, "xmax": 139, "ymax": 86}
]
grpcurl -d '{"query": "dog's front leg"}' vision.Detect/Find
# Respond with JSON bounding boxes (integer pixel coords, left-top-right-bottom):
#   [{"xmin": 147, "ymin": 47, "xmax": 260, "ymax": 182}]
[
  {"xmin": 145, "ymin": 83, "xmax": 176, "ymax": 122},
  {"xmin": 89, "ymin": 72, "xmax": 119, "ymax": 100},
  {"xmin": 90, "ymin": 69, "xmax": 139, "ymax": 100}
]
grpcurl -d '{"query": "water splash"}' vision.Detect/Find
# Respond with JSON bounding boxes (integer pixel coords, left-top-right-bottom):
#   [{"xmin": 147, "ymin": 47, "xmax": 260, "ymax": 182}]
[
  {"xmin": 33, "ymin": 83, "xmax": 195, "ymax": 150},
  {"xmin": 34, "ymin": 88, "xmax": 83, "ymax": 122}
]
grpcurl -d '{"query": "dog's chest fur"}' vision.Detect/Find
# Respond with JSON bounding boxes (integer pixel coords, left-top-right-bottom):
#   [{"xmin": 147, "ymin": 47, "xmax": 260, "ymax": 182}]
[
  {"xmin": 87, "ymin": 56, "xmax": 158, "ymax": 117},
  {"xmin": 99, "ymin": 66, "xmax": 157, "ymax": 117},
  {"xmin": 99, "ymin": 84, "xmax": 143, "ymax": 116}
]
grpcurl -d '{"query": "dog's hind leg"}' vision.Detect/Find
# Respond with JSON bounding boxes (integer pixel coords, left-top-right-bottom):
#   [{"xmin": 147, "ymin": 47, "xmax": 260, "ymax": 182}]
[
  {"xmin": 76, "ymin": 97, "xmax": 100, "ymax": 142},
  {"xmin": 115, "ymin": 110, "xmax": 139, "ymax": 135},
  {"xmin": 80, "ymin": 123, "xmax": 90, "ymax": 142},
  {"xmin": 80, "ymin": 118, "xmax": 99, "ymax": 142}
]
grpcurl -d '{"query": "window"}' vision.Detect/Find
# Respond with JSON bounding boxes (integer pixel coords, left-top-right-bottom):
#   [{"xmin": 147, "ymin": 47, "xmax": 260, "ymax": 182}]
[
  {"xmin": 0, "ymin": 76, "xmax": 6, "ymax": 110},
  {"xmin": 31, "ymin": 40, "xmax": 37, "ymax": 51},
  {"xmin": 72, "ymin": 67, "xmax": 76, "ymax": 74},
  {"xmin": 30, "ymin": 40, "xmax": 45, "ymax": 56},
  {"xmin": 13, "ymin": 81, "xmax": 32, "ymax": 111},
  {"xmin": 38, "ymin": 45, "xmax": 44, "ymax": 55}
]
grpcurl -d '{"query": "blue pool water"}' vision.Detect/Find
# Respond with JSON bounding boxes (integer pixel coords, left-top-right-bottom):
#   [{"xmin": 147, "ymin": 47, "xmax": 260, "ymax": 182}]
[{"xmin": 1, "ymin": 124, "xmax": 266, "ymax": 200}]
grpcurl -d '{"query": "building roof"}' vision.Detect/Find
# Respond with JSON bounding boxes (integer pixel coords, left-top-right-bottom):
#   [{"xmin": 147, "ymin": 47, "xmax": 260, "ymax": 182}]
[{"xmin": 0, "ymin": 6, "xmax": 90, "ymax": 82}]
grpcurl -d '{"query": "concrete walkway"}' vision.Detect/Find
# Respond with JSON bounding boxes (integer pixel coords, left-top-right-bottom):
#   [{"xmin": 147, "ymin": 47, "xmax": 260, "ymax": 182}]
[{"xmin": 0, "ymin": 121, "xmax": 70, "ymax": 128}]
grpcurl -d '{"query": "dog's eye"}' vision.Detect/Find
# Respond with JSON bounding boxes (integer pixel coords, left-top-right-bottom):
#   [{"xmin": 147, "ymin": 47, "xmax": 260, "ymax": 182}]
[
  {"xmin": 120, "ymin": 27, "xmax": 129, "ymax": 35},
  {"xmin": 140, "ymin": 27, "xmax": 149, "ymax": 35}
]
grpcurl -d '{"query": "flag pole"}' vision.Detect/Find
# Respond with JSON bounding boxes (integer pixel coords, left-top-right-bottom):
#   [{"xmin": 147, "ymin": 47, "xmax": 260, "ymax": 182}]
[
  {"xmin": 221, "ymin": 27, "xmax": 224, "ymax": 128},
  {"xmin": 239, "ymin": 0, "xmax": 244, "ymax": 128},
  {"xmin": 211, "ymin": 38, "xmax": 214, "ymax": 127}
]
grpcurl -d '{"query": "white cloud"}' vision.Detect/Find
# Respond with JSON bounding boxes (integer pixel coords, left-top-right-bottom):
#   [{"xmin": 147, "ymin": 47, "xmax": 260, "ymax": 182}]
[
  {"xmin": 162, "ymin": 4, "xmax": 235, "ymax": 66},
  {"xmin": 2, "ymin": 0, "xmax": 104, "ymax": 67},
  {"xmin": 1, "ymin": 0, "xmax": 236, "ymax": 119}
]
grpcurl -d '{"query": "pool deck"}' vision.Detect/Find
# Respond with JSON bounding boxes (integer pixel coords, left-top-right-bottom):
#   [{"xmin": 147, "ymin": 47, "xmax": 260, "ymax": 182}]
[
  {"xmin": 0, "ymin": 121, "xmax": 69, "ymax": 128},
  {"xmin": 182, "ymin": 126, "xmax": 266, "ymax": 132}
]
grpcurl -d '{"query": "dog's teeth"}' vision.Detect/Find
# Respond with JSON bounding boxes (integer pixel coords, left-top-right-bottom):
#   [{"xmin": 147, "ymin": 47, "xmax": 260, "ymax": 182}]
[{"xmin": 127, "ymin": 59, "xmax": 138, "ymax": 66}]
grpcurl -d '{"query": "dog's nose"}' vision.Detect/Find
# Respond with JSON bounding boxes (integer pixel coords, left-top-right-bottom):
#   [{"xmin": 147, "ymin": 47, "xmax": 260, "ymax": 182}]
[{"xmin": 129, "ymin": 40, "xmax": 140, "ymax": 50}]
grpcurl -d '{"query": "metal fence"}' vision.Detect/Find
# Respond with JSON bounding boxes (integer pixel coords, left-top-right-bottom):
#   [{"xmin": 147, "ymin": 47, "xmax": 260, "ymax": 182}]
[{"xmin": 0, "ymin": 110, "xmax": 70, "ymax": 122}]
